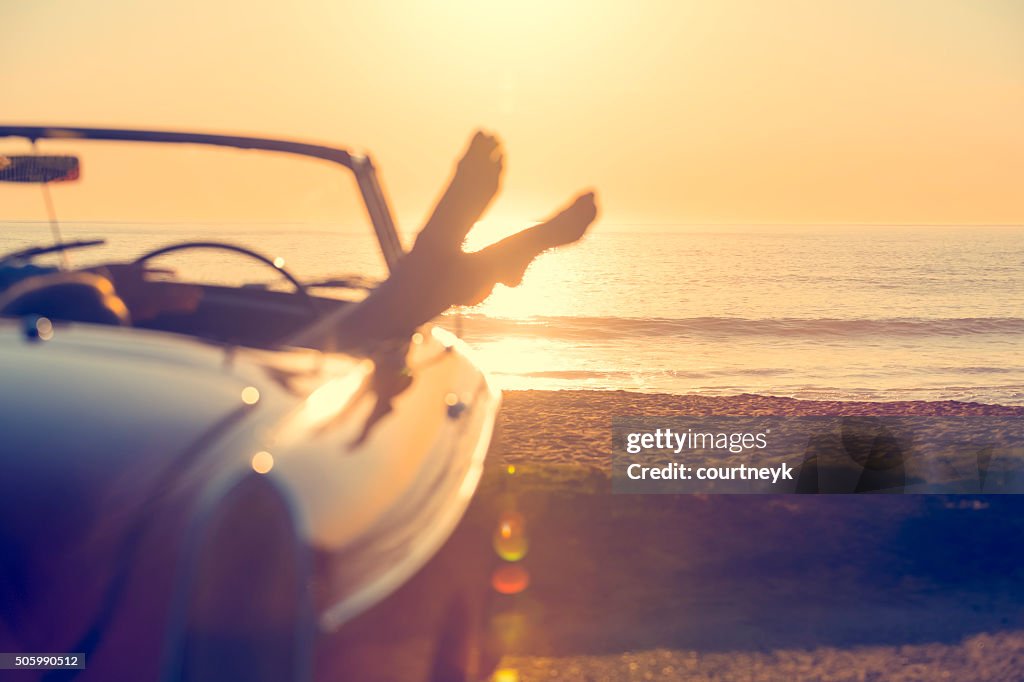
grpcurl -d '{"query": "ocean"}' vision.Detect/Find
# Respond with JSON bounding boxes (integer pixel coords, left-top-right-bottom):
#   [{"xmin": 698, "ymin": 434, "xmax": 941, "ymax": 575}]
[{"xmin": 2, "ymin": 222, "xmax": 1022, "ymax": 405}]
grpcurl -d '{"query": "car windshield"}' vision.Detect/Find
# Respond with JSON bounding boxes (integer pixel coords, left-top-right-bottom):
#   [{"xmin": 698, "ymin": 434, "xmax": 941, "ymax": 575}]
[{"xmin": 0, "ymin": 132, "xmax": 395, "ymax": 300}]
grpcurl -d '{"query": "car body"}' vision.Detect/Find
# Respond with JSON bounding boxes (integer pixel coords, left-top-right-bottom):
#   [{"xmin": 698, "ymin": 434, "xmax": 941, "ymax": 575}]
[{"xmin": 0, "ymin": 127, "xmax": 503, "ymax": 681}]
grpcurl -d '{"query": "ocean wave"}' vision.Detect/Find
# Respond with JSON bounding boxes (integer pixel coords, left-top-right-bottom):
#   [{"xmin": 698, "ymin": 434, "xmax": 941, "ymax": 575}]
[{"xmin": 454, "ymin": 314, "xmax": 1024, "ymax": 340}]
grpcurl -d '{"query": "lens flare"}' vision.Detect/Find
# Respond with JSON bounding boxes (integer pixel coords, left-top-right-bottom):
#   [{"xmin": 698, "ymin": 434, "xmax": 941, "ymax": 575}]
[
  {"xmin": 491, "ymin": 564, "xmax": 530, "ymax": 595},
  {"xmin": 241, "ymin": 386, "xmax": 260, "ymax": 405},
  {"xmin": 490, "ymin": 609, "xmax": 530, "ymax": 649},
  {"xmin": 493, "ymin": 511, "xmax": 527, "ymax": 561}
]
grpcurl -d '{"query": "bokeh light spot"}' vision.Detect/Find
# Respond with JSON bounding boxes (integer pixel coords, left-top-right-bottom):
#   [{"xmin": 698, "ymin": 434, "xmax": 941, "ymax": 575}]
[
  {"xmin": 36, "ymin": 316, "xmax": 54, "ymax": 341},
  {"xmin": 251, "ymin": 450, "xmax": 274, "ymax": 474}
]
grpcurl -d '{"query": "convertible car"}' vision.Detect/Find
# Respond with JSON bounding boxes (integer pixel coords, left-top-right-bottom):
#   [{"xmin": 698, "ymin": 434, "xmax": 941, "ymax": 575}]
[{"xmin": 0, "ymin": 127, "xmax": 506, "ymax": 681}]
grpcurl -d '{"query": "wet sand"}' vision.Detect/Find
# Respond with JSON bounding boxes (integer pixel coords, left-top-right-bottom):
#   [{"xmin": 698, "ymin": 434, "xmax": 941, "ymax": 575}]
[{"xmin": 474, "ymin": 391, "xmax": 1024, "ymax": 681}]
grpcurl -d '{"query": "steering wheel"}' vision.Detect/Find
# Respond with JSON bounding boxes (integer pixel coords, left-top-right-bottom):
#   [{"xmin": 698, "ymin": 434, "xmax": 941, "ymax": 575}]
[{"xmin": 131, "ymin": 241, "xmax": 319, "ymax": 316}]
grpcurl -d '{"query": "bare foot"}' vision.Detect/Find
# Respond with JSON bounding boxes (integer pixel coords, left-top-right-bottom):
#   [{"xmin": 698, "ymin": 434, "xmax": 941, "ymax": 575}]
[
  {"xmin": 416, "ymin": 131, "xmax": 504, "ymax": 252},
  {"xmin": 475, "ymin": 191, "xmax": 598, "ymax": 287}
]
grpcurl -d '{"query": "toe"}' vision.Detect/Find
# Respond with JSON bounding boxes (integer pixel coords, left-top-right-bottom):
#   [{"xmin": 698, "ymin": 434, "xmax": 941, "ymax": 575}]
[{"xmin": 467, "ymin": 130, "xmax": 500, "ymax": 159}]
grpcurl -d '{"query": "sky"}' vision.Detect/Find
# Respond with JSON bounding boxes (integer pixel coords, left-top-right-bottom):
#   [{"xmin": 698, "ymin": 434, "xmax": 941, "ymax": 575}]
[{"xmin": 1, "ymin": 0, "xmax": 1022, "ymax": 227}]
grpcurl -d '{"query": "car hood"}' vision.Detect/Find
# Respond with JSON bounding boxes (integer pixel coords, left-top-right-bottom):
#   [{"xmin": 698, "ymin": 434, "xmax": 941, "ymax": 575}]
[
  {"xmin": 0, "ymin": 316, "xmax": 500, "ymax": 650},
  {"xmin": 0, "ymin": 318, "xmax": 342, "ymax": 650},
  {"xmin": 0, "ymin": 318, "xmax": 288, "ymax": 477}
]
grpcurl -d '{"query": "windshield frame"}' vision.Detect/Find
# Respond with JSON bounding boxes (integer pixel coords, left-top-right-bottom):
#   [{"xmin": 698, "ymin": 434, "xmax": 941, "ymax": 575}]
[{"xmin": 0, "ymin": 125, "xmax": 405, "ymax": 272}]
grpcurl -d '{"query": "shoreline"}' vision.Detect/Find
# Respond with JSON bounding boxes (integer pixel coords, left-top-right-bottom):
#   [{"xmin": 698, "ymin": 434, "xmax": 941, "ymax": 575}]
[{"xmin": 502, "ymin": 388, "xmax": 1024, "ymax": 412}]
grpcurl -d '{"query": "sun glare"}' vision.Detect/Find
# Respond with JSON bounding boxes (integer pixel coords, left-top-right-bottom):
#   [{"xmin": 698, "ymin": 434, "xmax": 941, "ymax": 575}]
[
  {"xmin": 462, "ymin": 220, "xmax": 534, "ymax": 252},
  {"xmin": 460, "ymin": 219, "xmax": 581, "ymax": 321}
]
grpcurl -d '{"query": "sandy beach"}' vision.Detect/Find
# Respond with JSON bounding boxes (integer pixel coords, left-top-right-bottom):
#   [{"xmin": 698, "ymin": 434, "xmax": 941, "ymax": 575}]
[
  {"xmin": 496, "ymin": 390, "xmax": 1023, "ymax": 467},
  {"xmin": 475, "ymin": 390, "xmax": 1024, "ymax": 681}
]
